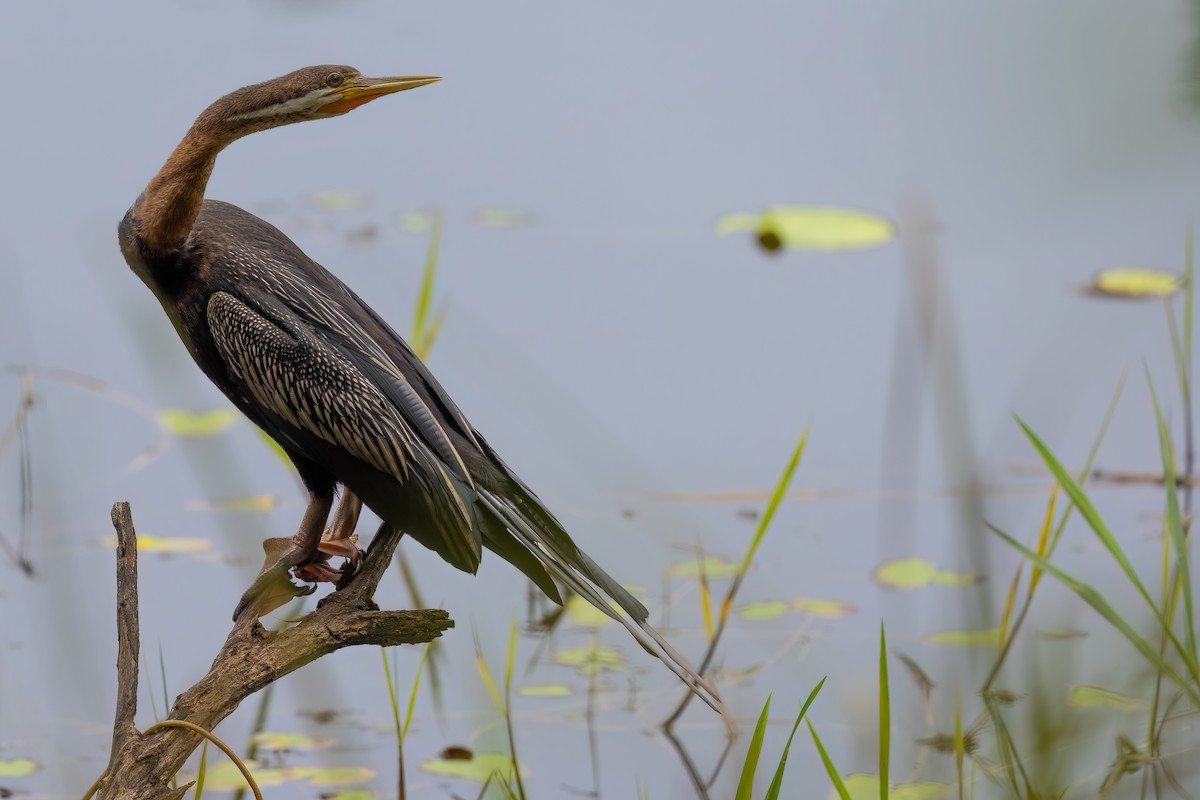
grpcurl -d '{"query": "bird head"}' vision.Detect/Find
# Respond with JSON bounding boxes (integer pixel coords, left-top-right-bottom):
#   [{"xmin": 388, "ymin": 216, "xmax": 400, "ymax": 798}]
[{"xmin": 197, "ymin": 65, "xmax": 440, "ymax": 136}]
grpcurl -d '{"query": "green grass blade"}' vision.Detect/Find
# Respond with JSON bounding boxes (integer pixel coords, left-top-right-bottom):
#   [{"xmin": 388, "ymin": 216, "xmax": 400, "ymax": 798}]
[
  {"xmin": 1016, "ymin": 416, "xmax": 1189, "ymax": 656},
  {"xmin": 990, "ymin": 522, "xmax": 1200, "ymax": 707},
  {"xmin": 194, "ymin": 740, "xmax": 207, "ymax": 800},
  {"xmin": 764, "ymin": 678, "xmax": 826, "ymax": 799},
  {"xmin": 879, "ymin": 623, "xmax": 890, "ymax": 800},
  {"xmin": 735, "ymin": 693, "xmax": 771, "ymax": 800},
  {"xmin": 410, "ymin": 209, "xmax": 443, "ymax": 360},
  {"xmin": 738, "ymin": 430, "xmax": 808, "ymax": 576},
  {"xmin": 402, "ymin": 643, "xmax": 432, "ymax": 741},
  {"xmin": 808, "ymin": 720, "xmax": 852, "ymax": 800},
  {"xmin": 1146, "ymin": 369, "xmax": 1198, "ymax": 672}
]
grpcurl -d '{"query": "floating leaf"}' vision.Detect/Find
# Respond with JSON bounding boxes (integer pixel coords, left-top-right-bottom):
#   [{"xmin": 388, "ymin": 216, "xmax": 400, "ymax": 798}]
[
  {"xmin": 1039, "ymin": 627, "xmax": 1088, "ymax": 640},
  {"xmin": 185, "ymin": 495, "xmax": 279, "ymax": 512},
  {"xmin": 294, "ymin": 766, "xmax": 375, "ymax": 786},
  {"xmin": 873, "ymin": 558, "xmax": 978, "ymax": 590},
  {"xmin": 564, "ymin": 591, "xmax": 642, "ymax": 627},
  {"xmin": 1091, "ymin": 268, "xmax": 1181, "ymax": 299},
  {"xmin": 397, "ymin": 211, "xmax": 435, "ymax": 232},
  {"xmin": 421, "ymin": 752, "xmax": 526, "ymax": 782},
  {"xmin": 102, "ymin": 534, "xmax": 211, "ymax": 554},
  {"xmin": 327, "ymin": 791, "xmax": 374, "ymax": 800},
  {"xmin": 1068, "ymin": 685, "xmax": 1143, "ymax": 711},
  {"xmin": 200, "ymin": 763, "xmax": 291, "ymax": 791},
  {"xmin": 310, "ymin": 191, "xmax": 369, "ymax": 211},
  {"xmin": 924, "ymin": 628, "xmax": 1001, "ymax": 648},
  {"xmin": 157, "ymin": 408, "xmax": 238, "ymax": 437},
  {"xmin": 792, "ymin": 598, "xmax": 857, "ymax": 618},
  {"xmin": 252, "ymin": 731, "xmax": 329, "ymax": 751},
  {"xmin": 833, "ymin": 774, "xmax": 950, "ymax": 800},
  {"xmin": 556, "ymin": 645, "xmax": 626, "ymax": 675},
  {"xmin": 740, "ymin": 600, "xmax": 791, "ymax": 621},
  {"xmin": 518, "ymin": 684, "xmax": 572, "ymax": 697},
  {"xmin": 0, "ymin": 757, "xmax": 37, "ymax": 777},
  {"xmin": 669, "ymin": 556, "xmax": 740, "ymax": 579},
  {"xmin": 717, "ymin": 206, "xmax": 894, "ymax": 253}
]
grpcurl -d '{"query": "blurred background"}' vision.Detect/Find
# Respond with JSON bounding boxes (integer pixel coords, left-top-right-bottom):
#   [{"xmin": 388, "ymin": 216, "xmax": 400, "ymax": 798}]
[{"xmin": 3, "ymin": 1, "xmax": 1200, "ymax": 797}]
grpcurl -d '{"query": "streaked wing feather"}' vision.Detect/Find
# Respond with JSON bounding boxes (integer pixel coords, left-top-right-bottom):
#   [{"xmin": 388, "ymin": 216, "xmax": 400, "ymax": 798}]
[{"xmin": 206, "ymin": 289, "xmax": 481, "ymax": 570}]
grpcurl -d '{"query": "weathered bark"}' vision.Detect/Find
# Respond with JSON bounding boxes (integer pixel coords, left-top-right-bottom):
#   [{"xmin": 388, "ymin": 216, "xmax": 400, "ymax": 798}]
[{"xmin": 94, "ymin": 502, "xmax": 452, "ymax": 800}]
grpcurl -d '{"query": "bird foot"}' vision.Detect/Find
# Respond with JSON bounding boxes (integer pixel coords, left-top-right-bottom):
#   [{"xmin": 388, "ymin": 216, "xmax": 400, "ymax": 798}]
[{"xmin": 292, "ymin": 532, "xmax": 362, "ymax": 584}]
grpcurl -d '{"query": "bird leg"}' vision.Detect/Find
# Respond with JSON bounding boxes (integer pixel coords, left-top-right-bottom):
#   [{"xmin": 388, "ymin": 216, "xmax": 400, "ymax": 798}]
[
  {"xmin": 293, "ymin": 490, "xmax": 364, "ymax": 583},
  {"xmin": 233, "ymin": 490, "xmax": 334, "ymax": 621}
]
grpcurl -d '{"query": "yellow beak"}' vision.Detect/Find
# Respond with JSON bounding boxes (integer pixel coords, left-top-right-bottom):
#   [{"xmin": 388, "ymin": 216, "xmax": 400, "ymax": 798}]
[{"xmin": 321, "ymin": 75, "xmax": 441, "ymax": 114}]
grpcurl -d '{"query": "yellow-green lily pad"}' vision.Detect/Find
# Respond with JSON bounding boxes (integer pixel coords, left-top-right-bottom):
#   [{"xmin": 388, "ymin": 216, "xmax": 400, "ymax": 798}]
[
  {"xmin": 669, "ymin": 556, "xmax": 740, "ymax": 579},
  {"xmin": 102, "ymin": 534, "xmax": 211, "ymax": 554},
  {"xmin": 421, "ymin": 752, "xmax": 526, "ymax": 782},
  {"xmin": 924, "ymin": 628, "xmax": 1001, "ymax": 648},
  {"xmin": 873, "ymin": 558, "xmax": 978, "ymax": 590},
  {"xmin": 397, "ymin": 211, "xmax": 435, "ymax": 232},
  {"xmin": 717, "ymin": 206, "xmax": 894, "ymax": 253},
  {"xmin": 0, "ymin": 757, "xmax": 37, "ymax": 777},
  {"xmin": 1068, "ymin": 685, "xmax": 1143, "ymax": 711},
  {"xmin": 739, "ymin": 600, "xmax": 790, "ymax": 621},
  {"xmin": 1091, "ymin": 268, "xmax": 1181, "ymax": 299},
  {"xmin": 792, "ymin": 597, "xmax": 857, "ymax": 618},
  {"xmin": 294, "ymin": 766, "xmax": 375, "ymax": 786},
  {"xmin": 556, "ymin": 645, "xmax": 626, "ymax": 675},
  {"xmin": 252, "ymin": 731, "xmax": 329, "ymax": 751},
  {"xmin": 186, "ymin": 494, "xmax": 279, "ymax": 512},
  {"xmin": 157, "ymin": 408, "xmax": 238, "ymax": 437},
  {"xmin": 518, "ymin": 684, "xmax": 572, "ymax": 697},
  {"xmin": 200, "ymin": 763, "xmax": 291, "ymax": 791},
  {"xmin": 326, "ymin": 791, "xmax": 374, "ymax": 800},
  {"xmin": 310, "ymin": 191, "xmax": 369, "ymax": 211},
  {"xmin": 833, "ymin": 774, "xmax": 950, "ymax": 800},
  {"xmin": 564, "ymin": 589, "xmax": 643, "ymax": 627}
]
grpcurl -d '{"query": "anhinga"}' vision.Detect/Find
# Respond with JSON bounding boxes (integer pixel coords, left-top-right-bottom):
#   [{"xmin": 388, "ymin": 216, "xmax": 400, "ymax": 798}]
[{"xmin": 120, "ymin": 66, "xmax": 720, "ymax": 709}]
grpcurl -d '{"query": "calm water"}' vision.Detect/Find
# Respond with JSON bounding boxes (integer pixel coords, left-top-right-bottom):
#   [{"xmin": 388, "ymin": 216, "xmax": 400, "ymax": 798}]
[{"xmin": 2, "ymin": 1, "xmax": 1200, "ymax": 797}]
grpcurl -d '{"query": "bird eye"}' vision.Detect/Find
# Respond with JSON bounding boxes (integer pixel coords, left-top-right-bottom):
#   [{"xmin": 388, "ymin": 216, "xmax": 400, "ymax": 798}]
[{"xmin": 326, "ymin": 72, "xmax": 344, "ymax": 88}]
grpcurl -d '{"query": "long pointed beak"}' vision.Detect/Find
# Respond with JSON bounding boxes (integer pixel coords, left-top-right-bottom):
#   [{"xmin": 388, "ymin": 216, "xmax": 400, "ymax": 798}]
[{"xmin": 321, "ymin": 75, "xmax": 441, "ymax": 114}]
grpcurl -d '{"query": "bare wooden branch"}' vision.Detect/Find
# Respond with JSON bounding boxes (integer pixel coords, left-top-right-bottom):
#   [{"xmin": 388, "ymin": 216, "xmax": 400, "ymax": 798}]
[
  {"xmin": 96, "ymin": 508, "xmax": 452, "ymax": 800},
  {"xmin": 107, "ymin": 502, "xmax": 141, "ymax": 775}
]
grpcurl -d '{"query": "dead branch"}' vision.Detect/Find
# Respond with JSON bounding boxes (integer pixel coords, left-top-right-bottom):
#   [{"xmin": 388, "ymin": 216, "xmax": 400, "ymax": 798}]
[{"xmin": 94, "ymin": 502, "xmax": 453, "ymax": 800}]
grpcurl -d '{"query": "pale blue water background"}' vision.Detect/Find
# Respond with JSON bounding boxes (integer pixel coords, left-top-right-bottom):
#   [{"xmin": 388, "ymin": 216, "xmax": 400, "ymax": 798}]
[{"xmin": 2, "ymin": 1, "xmax": 1200, "ymax": 797}]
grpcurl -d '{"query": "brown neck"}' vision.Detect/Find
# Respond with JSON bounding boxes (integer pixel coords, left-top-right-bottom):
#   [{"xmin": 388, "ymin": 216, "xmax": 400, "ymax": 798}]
[{"xmin": 134, "ymin": 118, "xmax": 234, "ymax": 256}]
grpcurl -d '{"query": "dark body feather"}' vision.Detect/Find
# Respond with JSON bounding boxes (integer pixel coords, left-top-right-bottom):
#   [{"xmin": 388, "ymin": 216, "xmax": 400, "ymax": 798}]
[{"xmin": 120, "ymin": 198, "xmax": 649, "ymax": 619}]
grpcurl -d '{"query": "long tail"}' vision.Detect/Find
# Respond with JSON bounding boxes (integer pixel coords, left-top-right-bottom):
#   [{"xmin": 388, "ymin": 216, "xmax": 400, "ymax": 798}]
[{"xmin": 476, "ymin": 486, "xmax": 725, "ymax": 715}]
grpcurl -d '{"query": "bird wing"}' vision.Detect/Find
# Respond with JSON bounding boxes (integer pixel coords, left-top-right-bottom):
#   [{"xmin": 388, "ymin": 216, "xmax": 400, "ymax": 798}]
[{"xmin": 206, "ymin": 287, "xmax": 482, "ymax": 571}]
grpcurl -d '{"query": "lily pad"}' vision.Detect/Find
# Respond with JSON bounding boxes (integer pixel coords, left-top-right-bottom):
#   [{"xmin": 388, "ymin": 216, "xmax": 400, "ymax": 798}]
[
  {"xmin": 1068, "ymin": 685, "xmax": 1143, "ymax": 711},
  {"xmin": 1091, "ymin": 268, "xmax": 1181, "ymax": 299},
  {"xmin": 252, "ymin": 731, "xmax": 330, "ymax": 751},
  {"xmin": 102, "ymin": 534, "xmax": 211, "ymax": 554},
  {"xmin": 873, "ymin": 558, "xmax": 978, "ymax": 590},
  {"xmin": 310, "ymin": 191, "xmax": 369, "ymax": 211},
  {"xmin": 792, "ymin": 597, "xmax": 857, "ymax": 618},
  {"xmin": 421, "ymin": 752, "xmax": 526, "ymax": 782},
  {"xmin": 556, "ymin": 645, "xmax": 626, "ymax": 675},
  {"xmin": 0, "ymin": 757, "xmax": 37, "ymax": 777},
  {"xmin": 717, "ymin": 206, "xmax": 894, "ymax": 253},
  {"xmin": 924, "ymin": 628, "xmax": 1001, "ymax": 648},
  {"xmin": 294, "ymin": 766, "xmax": 375, "ymax": 786},
  {"xmin": 669, "ymin": 556, "xmax": 740, "ymax": 579},
  {"xmin": 157, "ymin": 408, "xmax": 238, "ymax": 437},
  {"xmin": 518, "ymin": 684, "xmax": 572, "ymax": 697},
  {"xmin": 474, "ymin": 209, "xmax": 533, "ymax": 228},
  {"xmin": 200, "ymin": 763, "xmax": 291, "ymax": 791},
  {"xmin": 833, "ymin": 774, "xmax": 950, "ymax": 800},
  {"xmin": 739, "ymin": 600, "xmax": 791, "ymax": 621}
]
